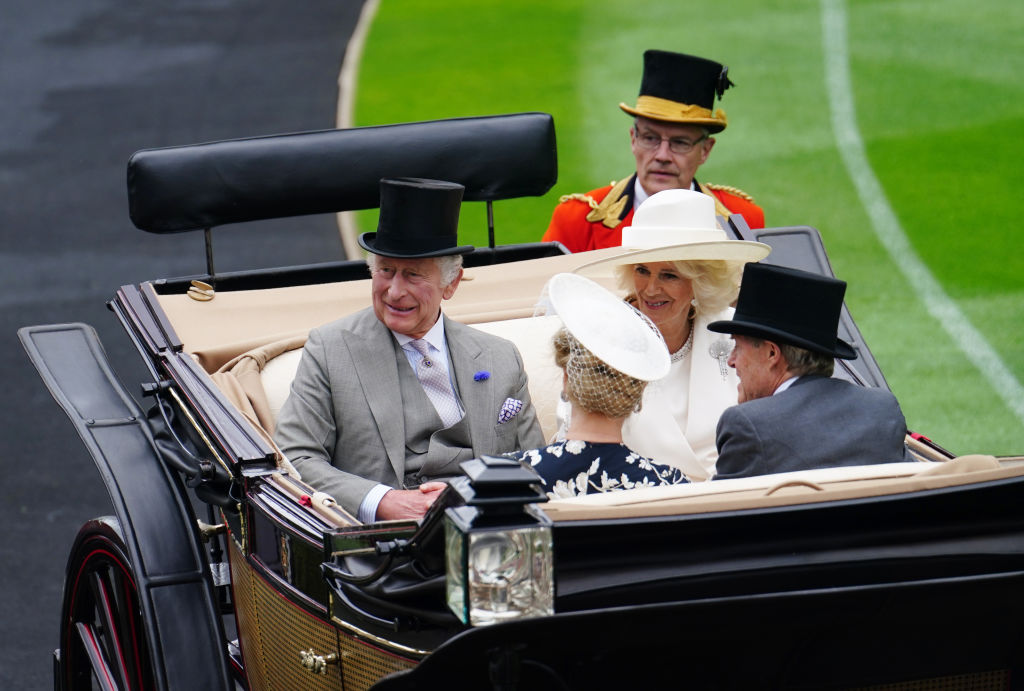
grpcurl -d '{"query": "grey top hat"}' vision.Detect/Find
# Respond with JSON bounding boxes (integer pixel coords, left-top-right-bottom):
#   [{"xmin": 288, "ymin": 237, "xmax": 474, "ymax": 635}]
[{"xmin": 358, "ymin": 177, "xmax": 474, "ymax": 258}]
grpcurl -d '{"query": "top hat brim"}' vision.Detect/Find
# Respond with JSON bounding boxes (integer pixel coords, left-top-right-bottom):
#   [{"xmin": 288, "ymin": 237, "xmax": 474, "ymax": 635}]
[
  {"xmin": 620, "ymin": 103, "xmax": 727, "ymax": 133},
  {"xmin": 707, "ymin": 318, "xmax": 858, "ymax": 360},
  {"xmin": 358, "ymin": 232, "xmax": 474, "ymax": 259},
  {"xmin": 573, "ymin": 239, "xmax": 770, "ymax": 279}
]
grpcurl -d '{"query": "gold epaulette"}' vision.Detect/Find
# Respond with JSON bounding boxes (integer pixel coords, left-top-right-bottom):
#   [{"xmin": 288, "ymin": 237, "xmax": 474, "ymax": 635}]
[
  {"xmin": 704, "ymin": 182, "xmax": 755, "ymax": 202},
  {"xmin": 557, "ymin": 180, "xmax": 621, "ymax": 211}
]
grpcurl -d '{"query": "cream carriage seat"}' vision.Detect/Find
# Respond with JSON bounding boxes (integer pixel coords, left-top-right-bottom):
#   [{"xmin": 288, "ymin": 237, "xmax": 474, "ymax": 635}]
[{"xmin": 214, "ymin": 315, "xmax": 565, "ymax": 440}]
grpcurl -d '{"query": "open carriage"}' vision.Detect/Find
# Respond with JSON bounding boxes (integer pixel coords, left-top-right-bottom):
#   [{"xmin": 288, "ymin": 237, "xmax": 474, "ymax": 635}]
[{"xmin": 21, "ymin": 113, "xmax": 1024, "ymax": 690}]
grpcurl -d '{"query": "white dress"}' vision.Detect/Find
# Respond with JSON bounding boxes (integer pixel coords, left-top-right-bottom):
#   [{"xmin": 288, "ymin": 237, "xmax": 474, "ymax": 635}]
[{"xmin": 555, "ymin": 307, "xmax": 739, "ymax": 481}]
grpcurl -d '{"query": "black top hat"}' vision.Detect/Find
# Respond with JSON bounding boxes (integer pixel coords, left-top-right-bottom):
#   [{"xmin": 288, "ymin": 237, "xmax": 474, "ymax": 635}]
[
  {"xmin": 619, "ymin": 50, "xmax": 734, "ymax": 133},
  {"xmin": 358, "ymin": 177, "xmax": 474, "ymax": 258},
  {"xmin": 708, "ymin": 263, "xmax": 858, "ymax": 359}
]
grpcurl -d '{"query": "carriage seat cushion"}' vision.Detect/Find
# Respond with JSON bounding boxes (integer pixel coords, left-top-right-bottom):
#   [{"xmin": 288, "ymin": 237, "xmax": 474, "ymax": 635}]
[
  {"xmin": 469, "ymin": 315, "xmax": 562, "ymax": 441},
  {"xmin": 247, "ymin": 315, "xmax": 563, "ymax": 439},
  {"xmin": 262, "ymin": 348, "xmax": 304, "ymax": 427}
]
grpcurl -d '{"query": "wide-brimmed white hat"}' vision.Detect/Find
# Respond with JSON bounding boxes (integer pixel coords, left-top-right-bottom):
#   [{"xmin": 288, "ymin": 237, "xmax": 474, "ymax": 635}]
[
  {"xmin": 574, "ymin": 188, "xmax": 770, "ymax": 278},
  {"xmin": 540, "ymin": 273, "xmax": 669, "ymax": 382}
]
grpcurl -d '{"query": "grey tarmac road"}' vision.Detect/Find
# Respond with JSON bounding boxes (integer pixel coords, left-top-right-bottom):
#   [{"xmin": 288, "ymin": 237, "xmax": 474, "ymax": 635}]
[{"xmin": 1, "ymin": 1, "xmax": 363, "ymax": 686}]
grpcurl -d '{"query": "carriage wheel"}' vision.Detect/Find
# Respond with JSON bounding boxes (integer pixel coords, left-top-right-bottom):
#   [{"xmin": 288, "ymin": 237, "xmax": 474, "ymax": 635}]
[{"xmin": 58, "ymin": 518, "xmax": 154, "ymax": 691}]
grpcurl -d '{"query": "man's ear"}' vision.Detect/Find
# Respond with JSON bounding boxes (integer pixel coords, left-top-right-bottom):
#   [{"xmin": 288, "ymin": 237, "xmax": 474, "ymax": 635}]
[
  {"xmin": 766, "ymin": 340, "xmax": 792, "ymax": 372},
  {"xmin": 441, "ymin": 267, "xmax": 463, "ymax": 300},
  {"xmin": 698, "ymin": 136, "xmax": 716, "ymax": 164}
]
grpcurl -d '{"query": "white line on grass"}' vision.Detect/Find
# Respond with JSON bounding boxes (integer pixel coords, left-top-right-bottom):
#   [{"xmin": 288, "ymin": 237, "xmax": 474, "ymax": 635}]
[
  {"xmin": 822, "ymin": 0, "xmax": 1024, "ymax": 425},
  {"xmin": 335, "ymin": 0, "xmax": 381, "ymax": 259}
]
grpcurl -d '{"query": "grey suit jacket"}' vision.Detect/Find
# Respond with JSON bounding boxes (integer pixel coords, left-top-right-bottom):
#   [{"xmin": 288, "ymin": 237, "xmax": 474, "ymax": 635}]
[
  {"xmin": 274, "ymin": 308, "xmax": 545, "ymax": 515},
  {"xmin": 714, "ymin": 375, "xmax": 909, "ymax": 480}
]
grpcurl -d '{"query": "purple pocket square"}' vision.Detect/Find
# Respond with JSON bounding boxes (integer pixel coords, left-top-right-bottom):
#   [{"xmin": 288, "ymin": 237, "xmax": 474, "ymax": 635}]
[{"xmin": 497, "ymin": 397, "xmax": 523, "ymax": 424}]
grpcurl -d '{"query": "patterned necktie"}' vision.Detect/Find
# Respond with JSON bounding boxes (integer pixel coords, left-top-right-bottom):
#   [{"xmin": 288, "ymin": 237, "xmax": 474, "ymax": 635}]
[{"xmin": 408, "ymin": 339, "xmax": 463, "ymax": 427}]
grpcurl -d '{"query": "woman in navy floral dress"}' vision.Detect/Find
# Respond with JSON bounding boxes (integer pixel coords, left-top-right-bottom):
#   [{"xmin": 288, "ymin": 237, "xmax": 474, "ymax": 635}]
[
  {"xmin": 515, "ymin": 439, "xmax": 687, "ymax": 499},
  {"xmin": 508, "ymin": 273, "xmax": 689, "ymax": 498}
]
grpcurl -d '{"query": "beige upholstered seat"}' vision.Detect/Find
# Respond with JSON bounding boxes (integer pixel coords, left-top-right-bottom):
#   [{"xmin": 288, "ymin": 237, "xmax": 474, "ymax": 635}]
[
  {"xmin": 210, "ymin": 334, "xmax": 306, "ymax": 436},
  {"xmin": 212, "ymin": 315, "xmax": 566, "ymax": 440},
  {"xmin": 261, "ymin": 349, "xmax": 304, "ymax": 428},
  {"xmin": 469, "ymin": 315, "xmax": 563, "ymax": 441}
]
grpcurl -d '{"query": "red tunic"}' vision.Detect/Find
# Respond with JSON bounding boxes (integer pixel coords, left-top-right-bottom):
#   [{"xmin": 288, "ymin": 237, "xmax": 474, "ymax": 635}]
[{"xmin": 542, "ymin": 176, "xmax": 764, "ymax": 253}]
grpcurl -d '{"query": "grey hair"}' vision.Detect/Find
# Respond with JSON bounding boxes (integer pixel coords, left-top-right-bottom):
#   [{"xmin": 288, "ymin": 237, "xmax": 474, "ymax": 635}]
[
  {"xmin": 748, "ymin": 337, "xmax": 835, "ymax": 377},
  {"xmin": 615, "ymin": 259, "xmax": 741, "ymax": 316},
  {"xmin": 778, "ymin": 343, "xmax": 835, "ymax": 377},
  {"xmin": 366, "ymin": 253, "xmax": 464, "ymax": 287}
]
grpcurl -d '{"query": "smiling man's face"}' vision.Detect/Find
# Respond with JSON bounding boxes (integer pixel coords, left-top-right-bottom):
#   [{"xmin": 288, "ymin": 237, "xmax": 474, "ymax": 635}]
[{"xmin": 370, "ymin": 256, "xmax": 460, "ymax": 339}]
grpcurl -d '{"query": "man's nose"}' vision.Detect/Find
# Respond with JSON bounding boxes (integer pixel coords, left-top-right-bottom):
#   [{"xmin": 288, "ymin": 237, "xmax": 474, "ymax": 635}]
[
  {"xmin": 387, "ymin": 275, "xmax": 408, "ymax": 297},
  {"xmin": 727, "ymin": 348, "xmax": 737, "ymax": 368},
  {"xmin": 654, "ymin": 138, "xmax": 674, "ymax": 158}
]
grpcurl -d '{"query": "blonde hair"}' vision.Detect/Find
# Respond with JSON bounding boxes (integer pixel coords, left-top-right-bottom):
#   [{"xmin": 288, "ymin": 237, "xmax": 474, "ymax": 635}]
[
  {"xmin": 615, "ymin": 259, "xmax": 741, "ymax": 315},
  {"xmin": 553, "ymin": 327, "xmax": 646, "ymax": 419}
]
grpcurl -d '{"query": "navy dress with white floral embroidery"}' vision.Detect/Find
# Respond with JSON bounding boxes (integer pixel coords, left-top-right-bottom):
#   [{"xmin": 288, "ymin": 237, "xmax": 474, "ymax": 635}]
[{"xmin": 508, "ymin": 440, "xmax": 689, "ymax": 499}]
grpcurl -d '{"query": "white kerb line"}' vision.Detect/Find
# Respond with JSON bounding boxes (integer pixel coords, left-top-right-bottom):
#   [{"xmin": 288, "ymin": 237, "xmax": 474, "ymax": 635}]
[
  {"xmin": 335, "ymin": 0, "xmax": 381, "ymax": 261},
  {"xmin": 821, "ymin": 0, "xmax": 1024, "ymax": 425}
]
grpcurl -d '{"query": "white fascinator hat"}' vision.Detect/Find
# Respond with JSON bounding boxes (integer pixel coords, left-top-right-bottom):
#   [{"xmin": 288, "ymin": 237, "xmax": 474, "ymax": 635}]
[
  {"xmin": 573, "ymin": 188, "xmax": 770, "ymax": 278},
  {"xmin": 538, "ymin": 272, "xmax": 670, "ymax": 382}
]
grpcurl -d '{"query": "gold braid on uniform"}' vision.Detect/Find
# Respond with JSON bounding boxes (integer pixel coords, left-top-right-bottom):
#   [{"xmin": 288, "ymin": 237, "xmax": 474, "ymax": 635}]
[
  {"xmin": 703, "ymin": 182, "xmax": 755, "ymax": 201},
  {"xmin": 558, "ymin": 192, "xmax": 601, "ymax": 210},
  {"xmin": 559, "ymin": 178, "xmax": 631, "ymax": 229},
  {"xmin": 587, "ymin": 177, "xmax": 630, "ymax": 228},
  {"xmin": 698, "ymin": 181, "xmax": 755, "ymax": 218}
]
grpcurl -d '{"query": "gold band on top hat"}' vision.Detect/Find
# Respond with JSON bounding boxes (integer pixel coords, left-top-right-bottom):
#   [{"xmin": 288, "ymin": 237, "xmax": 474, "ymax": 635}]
[{"xmin": 620, "ymin": 96, "xmax": 728, "ymax": 129}]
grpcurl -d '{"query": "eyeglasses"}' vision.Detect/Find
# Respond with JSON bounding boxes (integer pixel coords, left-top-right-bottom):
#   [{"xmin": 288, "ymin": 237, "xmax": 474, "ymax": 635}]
[{"xmin": 633, "ymin": 128, "xmax": 708, "ymax": 155}]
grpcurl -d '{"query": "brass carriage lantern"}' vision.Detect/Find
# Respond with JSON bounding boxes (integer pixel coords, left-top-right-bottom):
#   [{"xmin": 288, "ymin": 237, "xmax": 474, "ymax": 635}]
[{"xmin": 444, "ymin": 455, "xmax": 554, "ymax": 627}]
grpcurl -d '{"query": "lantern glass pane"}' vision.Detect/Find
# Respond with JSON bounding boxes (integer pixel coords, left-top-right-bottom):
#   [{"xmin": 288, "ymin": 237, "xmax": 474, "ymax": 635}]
[
  {"xmin": 444, "ymin": 517, "xmax": 468, "ymax": 623},
  {"xmin": 466, "ymin": 525, "xmax": 553, "ymax": 626}
]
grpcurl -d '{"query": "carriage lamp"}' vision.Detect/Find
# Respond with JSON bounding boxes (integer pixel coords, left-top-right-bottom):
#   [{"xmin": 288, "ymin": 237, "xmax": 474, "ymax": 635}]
[{"xmin": 444, "ymin": 456, "xmax": 553, "ymax": 627}]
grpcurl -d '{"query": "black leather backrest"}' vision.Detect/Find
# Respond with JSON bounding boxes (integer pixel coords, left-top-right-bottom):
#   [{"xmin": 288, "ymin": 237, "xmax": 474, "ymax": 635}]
[
  {"xmin": 723, "ymin": 216, "xmax": 890, "ymax": 391},
  {"xmin": 128, "ymin": 112, "xmax": 557, "ymax": 233}
]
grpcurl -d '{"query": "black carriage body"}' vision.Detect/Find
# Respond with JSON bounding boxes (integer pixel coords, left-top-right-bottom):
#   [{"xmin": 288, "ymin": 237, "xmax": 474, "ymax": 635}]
[{"xmin": 21, "ymin": 113, "xmax": 1024, "ymax": 691}]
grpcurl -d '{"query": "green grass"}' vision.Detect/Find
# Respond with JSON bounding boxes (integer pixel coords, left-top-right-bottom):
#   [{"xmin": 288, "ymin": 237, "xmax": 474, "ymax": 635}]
[{"xmin": 354, "ymin": 0, "xmax": 1024, "ymax": 455}]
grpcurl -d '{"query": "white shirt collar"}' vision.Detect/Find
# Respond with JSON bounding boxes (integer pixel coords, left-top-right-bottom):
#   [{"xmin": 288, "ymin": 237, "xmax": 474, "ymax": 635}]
[
  {"xmin": 392, "ymin": 312, "xmax": 447, "ymax": 354},
  {"xmin": 773, "ymin": 375, "xmax": 800, "ymax": 395},
  {"xmin": 633, "ymin": 178, "xmax": 651, "ymax": 208}
]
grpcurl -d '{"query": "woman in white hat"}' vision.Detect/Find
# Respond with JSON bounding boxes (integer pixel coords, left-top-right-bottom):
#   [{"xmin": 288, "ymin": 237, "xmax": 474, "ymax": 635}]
[
  {"xmin": 572, "ymin": 188, "xmax": 770, "ymax": 480},
  {"xmin": 508, "ymin": 273, "xmax": 687, "ymax": 499}
]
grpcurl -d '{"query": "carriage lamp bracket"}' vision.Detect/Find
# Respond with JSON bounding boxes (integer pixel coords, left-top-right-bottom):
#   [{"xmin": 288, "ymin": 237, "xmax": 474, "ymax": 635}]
[
  {"xmin": 197, "ymin": 519, "xmax": 227, "ymax": 542},
  {"xmin": 322, "ymin": 537, "xmax": 412, "ymax": 586}
]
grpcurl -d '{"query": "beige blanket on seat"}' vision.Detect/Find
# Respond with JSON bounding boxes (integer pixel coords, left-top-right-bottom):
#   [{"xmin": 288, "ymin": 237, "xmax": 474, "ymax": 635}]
[{"xmin": 210, "ymin": 334, "xmax": 307, "ymax": 436}]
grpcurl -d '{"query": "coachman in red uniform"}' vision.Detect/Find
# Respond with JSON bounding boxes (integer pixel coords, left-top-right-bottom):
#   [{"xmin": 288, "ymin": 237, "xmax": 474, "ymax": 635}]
[{"xmin": 543, "ymin": 50, "xmax": 764, "ymax": 253}]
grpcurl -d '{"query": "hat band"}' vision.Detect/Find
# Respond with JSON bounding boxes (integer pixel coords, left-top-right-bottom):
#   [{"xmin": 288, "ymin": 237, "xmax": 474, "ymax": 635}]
[{"xmin": 632, "ymin": 96, "xmax": 727, "ymax": 125}]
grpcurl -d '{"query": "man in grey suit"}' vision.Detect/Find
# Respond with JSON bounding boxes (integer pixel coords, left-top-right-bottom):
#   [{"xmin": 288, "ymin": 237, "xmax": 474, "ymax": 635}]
[
  {"xmin": 708, "ymin": 263, "xmax": 908, "ymax": 480},
  {"xmin": 275, "ymin": 178, "xmax": 545, "ymax": 521}
]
